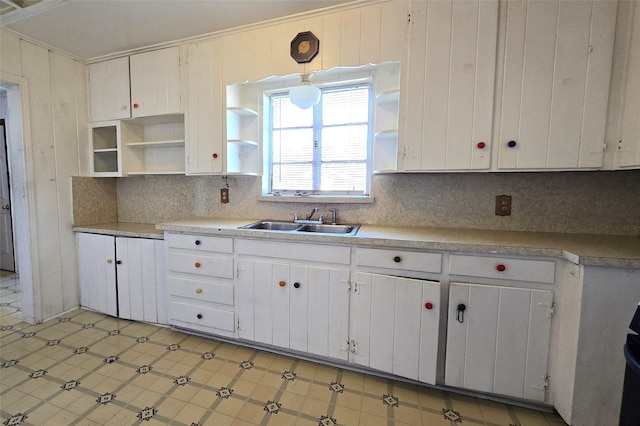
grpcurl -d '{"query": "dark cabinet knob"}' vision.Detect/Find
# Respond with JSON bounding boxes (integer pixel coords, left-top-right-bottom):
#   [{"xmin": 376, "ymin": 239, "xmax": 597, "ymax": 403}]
[
  {"xmin": 507, "ymin": 140, "xmax": 517, "ymax": 148},
  {"xmin": 294, "ymin": 282, "xmax": 300, "ymax": 289},
  {"xmin": 393, "ymin": 256, "xmax": 402, "ymax": 263},
  {"xmin": 195, "ymin": 240, "xmax": 201, "ymax": 246},
  {"xmin": 196, "ymin": 313, "xmax": 203, "ymax": 319},
  {"xmin": 115, "ymin": 260, "xmax": 122, "ymax": 265}
]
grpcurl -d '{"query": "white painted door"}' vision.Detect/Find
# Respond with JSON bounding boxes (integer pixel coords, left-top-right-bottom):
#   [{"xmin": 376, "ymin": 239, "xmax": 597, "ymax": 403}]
[
  {"xmin": 350, "ymin": 272, "xmax": 441, "ymax": 384},
  {"xmin": 402, "ymin": 0, "xmax": 498, "ymax": 171},
  {"xmin": 236, "ymin": 259, "xmax": 350, "ymax": 360},
  {"xmin": 129, "ymin": 46, "xmax": 181, "ymax": 118},
  {"xmin": 88, "ymin": 57, "xmax": 130, "ymax": 122},
  {"xmin": 497, "ymin": 0, "xmax": 617, "ymax": 170},
  {"xmin": 0, "ymin": 120, "xmax": 14, "ymax": 271},
  {"xmin": 77, "ymin": 233, "xmax": 117, "ymax": 317},
  {"xmin": 116, "ymin": 237, "xmax": 167, "ymax": 324},
  {"xmin": 445, "ymin": 282, "xmax": 553, "ymax": 401},
  {"xmin": 185, "ymin": 40, "xmax": 224, "ymax": 174},
  {"xmin": 618, "ymin": 1, "xmax": 640, "ymax": 169}
]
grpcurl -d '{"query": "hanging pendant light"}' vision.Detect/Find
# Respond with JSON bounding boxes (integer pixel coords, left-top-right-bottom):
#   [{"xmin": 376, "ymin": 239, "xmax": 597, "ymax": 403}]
[{"xmin": 289, "ymin": 73, "xmax": 321, "ymax": 109}]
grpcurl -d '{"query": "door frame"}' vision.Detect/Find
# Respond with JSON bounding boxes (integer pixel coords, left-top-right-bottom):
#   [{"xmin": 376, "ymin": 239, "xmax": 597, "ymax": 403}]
[
  {"xmin": 0, "ymin": 118, "xmax": 15, "ymax": 272},
  {"xmin": 1, "ymin": 72, "xmax": 40, "ymax": 324}
]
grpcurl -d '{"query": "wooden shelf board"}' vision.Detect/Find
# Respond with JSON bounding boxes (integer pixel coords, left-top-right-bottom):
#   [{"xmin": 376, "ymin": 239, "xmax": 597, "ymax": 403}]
[
  {"xmin": 227, "ymin": 139, "xmax": 259, "ymax": 147},
  {"xmin": 227, "ymin": 106, "xmax": 258, "ymax": 116},
  {"xmin": 127, "ymin": 140, "xmax": 185, "ymax": 148}
]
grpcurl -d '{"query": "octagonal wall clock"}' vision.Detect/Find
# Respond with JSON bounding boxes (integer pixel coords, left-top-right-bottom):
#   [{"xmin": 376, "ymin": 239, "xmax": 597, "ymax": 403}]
[{"xmin": 290, "ymin": 31, "xmax": 320, "ymax": 64}]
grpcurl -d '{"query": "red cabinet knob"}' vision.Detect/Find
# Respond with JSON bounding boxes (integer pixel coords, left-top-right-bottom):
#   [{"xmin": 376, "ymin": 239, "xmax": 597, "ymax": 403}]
[
  {"xmin": 195, "ymin": 262, "xmax": 201, "ymax": 268},
  {"xmin": 424, "ymin": 302, "xmax": 433, "ymax": 310},
  {"xmin": 477, "ymin": 141, "xmax": 486, "ymax": 149},
  {"xmin": 279, "ymin": 281, "xmax": 286, "ymax": 287},
  {"xmin": 496, "ymin": 264, "xmax": 506, "ymax": 272},
  {"xmin": 133, "ymin": 103, "xmax": 139, "ymax": 108},
  {"xmin": 212, "ymin": 153, "xmax": 218, "ymax": 159}
]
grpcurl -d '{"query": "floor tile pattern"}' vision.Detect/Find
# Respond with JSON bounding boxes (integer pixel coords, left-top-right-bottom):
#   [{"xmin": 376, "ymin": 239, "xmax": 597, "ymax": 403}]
[{"xmin": 1, "ymin": 273, "xmax": 568, "ymax": 425}]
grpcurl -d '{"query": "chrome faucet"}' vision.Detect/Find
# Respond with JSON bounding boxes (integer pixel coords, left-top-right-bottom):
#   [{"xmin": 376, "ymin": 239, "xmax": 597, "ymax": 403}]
[
  {"xmin": 306, "ymin": 207, "xmax": 319, "ymax": 220},
  {"xmin": 328, "ymin": 208, "xmax": 337, "ymax": 225}
]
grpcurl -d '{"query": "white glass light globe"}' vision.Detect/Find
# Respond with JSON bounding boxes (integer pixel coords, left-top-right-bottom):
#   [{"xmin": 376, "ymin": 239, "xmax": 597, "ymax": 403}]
[{"xmin": 289, "ymin": 82, "xmax": 321, "ymax": 109}]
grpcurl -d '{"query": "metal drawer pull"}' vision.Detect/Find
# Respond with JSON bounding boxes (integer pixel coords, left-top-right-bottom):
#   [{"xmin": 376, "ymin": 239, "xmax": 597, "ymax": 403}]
[{"xmin": 457, "ymin": 304, "xmax": 466, "ymax": 323}]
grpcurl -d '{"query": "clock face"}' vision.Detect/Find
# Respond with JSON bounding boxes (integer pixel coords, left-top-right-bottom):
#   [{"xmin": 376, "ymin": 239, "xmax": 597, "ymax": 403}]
[{"xmin": 290, "ymin": 31, "xmax": 319, "ymax": 64}]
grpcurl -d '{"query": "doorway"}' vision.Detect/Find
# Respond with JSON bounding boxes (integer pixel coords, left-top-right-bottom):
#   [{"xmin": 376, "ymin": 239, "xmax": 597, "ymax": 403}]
[{"xmin": 0, "ymin": 117, "xmax": 16, "ymax": 273}]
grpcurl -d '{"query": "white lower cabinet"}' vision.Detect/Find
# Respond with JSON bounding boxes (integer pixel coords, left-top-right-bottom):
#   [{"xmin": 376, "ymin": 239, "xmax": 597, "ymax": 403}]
[
  {"xmin": 77, "ymin": 233, "xmax": 167, "ymax": 324},
  {"xmin": 236, "ymin": 259, "xmax": 350, "ymax": 360},
  {"xmin": 350, "ymin": 272, "xmax": 441, "ymax": 384},
  {"xmin": 445, "ymin": 282, "xmax": 553, "ymax": 402}
]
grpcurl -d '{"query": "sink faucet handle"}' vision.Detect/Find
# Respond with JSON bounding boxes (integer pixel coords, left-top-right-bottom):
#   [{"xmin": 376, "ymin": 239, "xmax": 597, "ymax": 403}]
[{"xmin": 328, "ymin": 208, "xmax": 337, "ymax": 225}]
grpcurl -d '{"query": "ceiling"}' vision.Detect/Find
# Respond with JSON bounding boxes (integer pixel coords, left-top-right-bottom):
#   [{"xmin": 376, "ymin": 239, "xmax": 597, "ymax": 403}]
[{"xmin": 0, "ymin": 0, "xmax": 357, "ymax": 61}]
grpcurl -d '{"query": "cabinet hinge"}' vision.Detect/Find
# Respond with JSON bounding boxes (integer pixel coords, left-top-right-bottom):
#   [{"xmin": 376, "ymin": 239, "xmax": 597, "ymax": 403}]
[
  {"xmin": 537, "ymin": 302, "xmax": 556, "ymax": 318},
  {"xmin": 618, "ymin": 140, "xmax": 628, "ymax": 152},
  {"xmin": 350, "ymin": 281, "xmax": 366, "ymax": 294},
  {"xmin": 532, "ymin": 375, "xmax": 550, "ymax": 391},
  {"xmin": 407, "ymin": 12, "xmax": 411, "ymax": 24}
]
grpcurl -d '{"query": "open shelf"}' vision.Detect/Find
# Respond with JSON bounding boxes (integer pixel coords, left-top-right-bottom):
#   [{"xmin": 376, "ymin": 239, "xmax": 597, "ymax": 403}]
[
  {"xmin": 376, "ymin": 89, "xmax": 400, "ymax": 104},
  {"xmin": 227, "ymin": 139, "xmax": 259, "ymax": 147},
  {"xmin": 127, "ymin": 140, "xmax": 185, "ymax": 148},
  {"xmin": 227, "ymin": 106, "xmax": 258, "ymax": 117}
]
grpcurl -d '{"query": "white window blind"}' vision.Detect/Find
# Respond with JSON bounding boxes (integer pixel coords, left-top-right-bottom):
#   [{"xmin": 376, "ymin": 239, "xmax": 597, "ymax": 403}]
[{"xmin": 269, "ymin": 83, "xmax": 371, "ymax": 195}]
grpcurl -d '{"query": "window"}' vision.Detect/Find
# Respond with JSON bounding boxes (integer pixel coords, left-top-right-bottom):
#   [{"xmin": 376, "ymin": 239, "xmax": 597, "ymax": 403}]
[{"xmin": 266, "ymin": 83, "xmax": 371, "ymax": 197}]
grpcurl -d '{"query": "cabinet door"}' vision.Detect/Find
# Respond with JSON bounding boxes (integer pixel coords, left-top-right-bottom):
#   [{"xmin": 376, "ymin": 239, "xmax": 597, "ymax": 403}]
[
  {"xmin": 88, "ymin": 57, "xmax": 130, "ymax": 122},
  {"xmin": 116, "ymin": 237, "xmax": 166, "ymax": 324},
  {"xmin": 77, "ymin": 233, "xmax": 117, "ymax": 316},
  {"xmin": 445, "ymin": 282, "xmax": 553, "ymax": 401},
  {"xmin": 185, "ymin": 40, "xmax": 224, "ymax": 174},
  {"xmin": 618, "ymin": 1, "xmax": 640, "ymax": 169},
  {"xmin": 351, "ymin": 272, "xmax": 441, "ymax": 384},
  {"xmin": 497, "ymin": 0, "xmax": 617, "ymax": 170},
  {"xmin": 402, "ymin": 0, "xmax": 498, "ymax": 171},
  {"xmin": 130, "ymin": 46, "xmax": 181, "ymax": 118}
]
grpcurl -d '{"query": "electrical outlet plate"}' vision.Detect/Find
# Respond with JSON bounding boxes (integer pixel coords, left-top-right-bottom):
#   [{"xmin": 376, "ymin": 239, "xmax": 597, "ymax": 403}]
[
  {"xmin": 495, "ymin": 195, "xmax": 511, "ymax": 216},
  {"xmin": 220, "ymin": 188, "xmax": 229, "ymax": 203}
]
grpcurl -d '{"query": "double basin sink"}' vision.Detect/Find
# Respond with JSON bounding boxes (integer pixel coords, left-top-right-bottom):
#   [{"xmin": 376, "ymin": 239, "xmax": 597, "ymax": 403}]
[{"xmin": 239, "ymin": 220, "xmax": 360, "ymax": 236}]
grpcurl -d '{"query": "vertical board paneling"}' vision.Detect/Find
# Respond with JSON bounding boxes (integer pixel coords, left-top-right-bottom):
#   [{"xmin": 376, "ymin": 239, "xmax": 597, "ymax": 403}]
[
  {"xmin": 254, "ymin": 260, "xmax": 273, "ymax": 344},
  {"xmin": 21, "ymin": 40, "xmax": 64, "ymax": 319},
  {"xmin": 328, "ymin": 269, "xmax": 350, "ymax": 361},
  {"xmin": 369, "ymin": 274, "xmax": 395, "ymax": 373},
  {"xmin": 493, "ymin": 287, "xmax": 531, "ymax": 398},
  {"xmin": 75, "ymin": 60, "xmax": 90, "ymax": 177},
  {"xmin": 289, "ymin": 264, "xmax": 309, "ymax": 352},
  {"xmin": 523, "ymin": 289, "xmax": 553, "ymax": 401},
  {"xmin": 380, "ymin": 1, "xmax": 409, "ymax": 62},
  {"xmin": 421, "ymin": 1, "xmax": 453, "ymax": 170},
  {"xmin": 321, "ymin": 12, "xmax": 341, "ymax": 70},
  {"xmin": 141, "ymin": 238, "xmax": 158, "ymax": 323},
  {"xmin": 89, "ymin": 57, "xmax": 130, "ymax": 122},
  {"xmin": 351, "ymin": 272, "xmax": 372, "ymax": 367},
  {"xmin": 78, "ymin": 233, "xmax": 96, "ymax": 310},
  {"xmin": 130, "ymin": 47, "xmax": 181, "ymax": 117},
  {"xmin": 419, "ymin": 280, "xmax": 441, "ymax": 384},
  {"xmin": 116, "ymin": 238, "xmax": 131, "ymax": 319},
  {"xmin": 393, "ymin": 278, "xmax": 422, "ymax": 380},
  {"xmin": 272, "ymin": 262, "xmax": 290, "ymax": 348},
  {"xmin": 154, "ymin": 240, "xmax": 168, "ymax": 325},
  {"xmin": 307, "ymin": 266, "xmax": 330, "ymax": 356},
  {"xmin": 445, "ymin": 283, "xmax": 469, "ymax": 387},
  {"xmin": 340, "ymin": 9, "xmax": 361, "ymax": 67},
  {"xmin": 360, "ymin": 5, "xmax": 381, "ymax": 65},
  {"xmin": 620, "ymin": 1, "xmax": 640, "ymax": 167},
  {"xmin": 546, "ymin": 2, "xmax": 591, "ymax": 168},
  {"xmin": 237, "ymin": 259, "xmax": 255, "ymax": 340},
  {"xmin": 0, "ymin": 30, "xmax": 22, "ymax": 75},
  {"xmin": 464, "ymin": 284, "xmax": 499, "ymax": 393},
  {"xmin": 49, "ymin": 52, "xmax": 82, "ymax": 311}
]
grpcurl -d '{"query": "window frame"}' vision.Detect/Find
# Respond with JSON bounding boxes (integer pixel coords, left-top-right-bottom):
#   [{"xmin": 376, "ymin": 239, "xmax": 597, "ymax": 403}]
[{"xmin": 263, "ymin": 77, "xmax": 374, "ymax": 199}]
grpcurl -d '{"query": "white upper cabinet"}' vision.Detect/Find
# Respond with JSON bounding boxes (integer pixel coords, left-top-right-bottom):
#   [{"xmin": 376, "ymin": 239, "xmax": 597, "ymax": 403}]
[
  {"xmin": 401, "ymin": 0, "xmax": 499, "ymax": 171},
  {"xmin": 185, "ymin": 40, "xmax": 225, "ymax": 175},
  {"xmin": 89, "ymin": 47, "xmax": 181, "ymax": 122},
  {"xmin": 497, "ymin": 0, "xmax": 617, "ymax": 170},
  {"xmin": 129, "ymin": 46, "xmax": 182, "ymax": 118},
  {"xmin": 617, "ymin": 1, "xmax": 640, "ymax": 169},
  {"xmin": 88, "ymin": 57, "xmax": 130, "ymax": 122}
]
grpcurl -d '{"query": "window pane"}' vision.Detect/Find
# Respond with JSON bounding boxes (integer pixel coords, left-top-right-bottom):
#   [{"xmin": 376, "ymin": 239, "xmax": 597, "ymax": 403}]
[
  {"xmin": 273, "ymin": 96, "xmax": 313, "ymax": 128},
  {"xmin": 320, "ymin": 163, "xmax": 366, "ymax": 191},
  {"xmin": 272, "ymin": 129, "xmax": 314, "ymax": 162},
  {"xmin": 322, "ymin": 125, "xmax": 368, "ymax": 161},
  {"xmin": 322, "ymin": 88, "xmax": 369, "ymax": 125},
  {"xmin": 272, "ymin": 164, "xmax": 313, "ymax": 191}
]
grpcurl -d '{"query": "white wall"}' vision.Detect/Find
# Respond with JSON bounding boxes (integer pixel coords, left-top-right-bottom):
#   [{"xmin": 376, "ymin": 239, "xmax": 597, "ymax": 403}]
[{"xmin": 0, "ymin": 29, "xmax": 87, "ymax": 322}]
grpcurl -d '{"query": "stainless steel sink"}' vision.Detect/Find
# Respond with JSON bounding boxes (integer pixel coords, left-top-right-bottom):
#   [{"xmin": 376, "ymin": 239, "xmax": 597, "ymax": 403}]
[
  {"xmin": 239, "ymin": 221, "xmax": 302, "ymax": 231},
  {"xmin": 296, "ymin": 224, "xmax": 360, "ymax": 235},
  {"xmin": 239, "ymin": 220, "xmax": 360, "ymax": 236}
]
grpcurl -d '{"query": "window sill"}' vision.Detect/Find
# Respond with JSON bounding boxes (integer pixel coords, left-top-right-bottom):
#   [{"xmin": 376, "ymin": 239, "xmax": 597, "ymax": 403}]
[{"xmin": 258, "ymin": 195, "xmax": 374, "ymax": 204}]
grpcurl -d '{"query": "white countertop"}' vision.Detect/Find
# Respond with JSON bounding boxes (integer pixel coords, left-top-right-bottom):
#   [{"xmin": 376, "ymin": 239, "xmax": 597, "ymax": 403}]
[{"xmin": 74, "ymin": 218, "xmax": 640, "ymax": 269}]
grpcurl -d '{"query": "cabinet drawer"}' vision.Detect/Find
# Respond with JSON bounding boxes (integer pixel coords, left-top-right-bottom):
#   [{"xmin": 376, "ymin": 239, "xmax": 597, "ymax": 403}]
[
  {"xmin": 168, "ymin": 253, "xmax": 234, "ymax": 279},
  {"xmin": 169, "ymin": 277, "xmax": 234, "ymax": 306},
  {"xmin": 170, "ymin": 301, "xmax": 235, "ymax": 332},
  {"xmin": 166, "ymin": 233, "xmax": 233, "ymax": 253},
  {"xmin": 449, "ymin": 255, "xmax": 555, "ymax": 284},
  {"xmin": 356, "ymin": 247, "xmax": 442, "ymax": 273},
  {"xmin": 236, "ymin": 239, "xmax": 350, "ymax": 265}
]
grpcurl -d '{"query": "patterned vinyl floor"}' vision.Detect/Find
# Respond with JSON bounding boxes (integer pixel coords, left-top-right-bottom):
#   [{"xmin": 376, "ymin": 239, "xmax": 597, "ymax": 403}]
[{"xmin": 0, "ymin": 272, "xmax": 568, "ymax": 425}]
